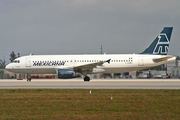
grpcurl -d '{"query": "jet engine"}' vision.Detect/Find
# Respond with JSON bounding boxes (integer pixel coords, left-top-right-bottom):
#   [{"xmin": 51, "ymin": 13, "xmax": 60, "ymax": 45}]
[{"xmin": 57, "ymin": 69, "xmax": 80, "ymax": 79}]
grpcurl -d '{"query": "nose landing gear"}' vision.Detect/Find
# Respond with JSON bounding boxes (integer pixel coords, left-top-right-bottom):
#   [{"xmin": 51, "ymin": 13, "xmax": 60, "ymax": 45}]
[
  {"xmin": 27, "ymin": 78, "xmax": 31, "ymax": 82},
  {"xmin": 27, "ymin": 74, "xmax": 31, "ymax": 82}
]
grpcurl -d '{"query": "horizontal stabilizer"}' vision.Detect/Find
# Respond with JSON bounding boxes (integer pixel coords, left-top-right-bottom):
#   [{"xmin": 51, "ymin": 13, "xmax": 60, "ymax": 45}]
[{"xmin": 153, "ymin": 56, "xmax": 174, "ymax": 62}]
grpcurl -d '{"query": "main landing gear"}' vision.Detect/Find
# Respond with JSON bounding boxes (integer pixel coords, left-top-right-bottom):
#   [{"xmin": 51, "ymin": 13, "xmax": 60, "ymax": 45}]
[
  {"xmin": 84, "ymin": 76, "xmax": 90, "ymax": 81},
  {"xmin": 82, "ymin": 72, "xmax": 90, "ymax": 81}
]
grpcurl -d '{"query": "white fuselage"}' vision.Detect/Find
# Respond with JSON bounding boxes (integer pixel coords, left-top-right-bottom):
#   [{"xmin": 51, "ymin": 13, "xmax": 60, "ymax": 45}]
[{"xmin": 6, "ymin": 54, "xmax": 176, "ymax": 74}]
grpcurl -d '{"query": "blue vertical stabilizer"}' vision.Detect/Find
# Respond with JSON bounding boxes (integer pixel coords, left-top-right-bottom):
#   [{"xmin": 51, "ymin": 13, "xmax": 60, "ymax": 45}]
[{"xmin": 140, "ymin": 27, "xmax": 173, "ymax": 55}]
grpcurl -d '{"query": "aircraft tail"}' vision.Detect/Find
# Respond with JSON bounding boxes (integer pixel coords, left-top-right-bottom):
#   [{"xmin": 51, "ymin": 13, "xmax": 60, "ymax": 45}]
[{"xmin": 140, "ymin": 27, "xmax": 173, "ymax": 55}]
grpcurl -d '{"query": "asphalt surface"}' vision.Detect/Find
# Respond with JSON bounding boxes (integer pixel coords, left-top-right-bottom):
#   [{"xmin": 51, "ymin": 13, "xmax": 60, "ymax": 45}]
[{"xmin": 0, "ymin": 79, "xmax": 180, "ymax": 89}]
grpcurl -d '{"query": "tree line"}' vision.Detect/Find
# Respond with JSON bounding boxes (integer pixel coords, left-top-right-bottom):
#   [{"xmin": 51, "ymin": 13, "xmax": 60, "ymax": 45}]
[{"xmin": 0, "ymin": 51, "xmax": 20, "ymax": 69}]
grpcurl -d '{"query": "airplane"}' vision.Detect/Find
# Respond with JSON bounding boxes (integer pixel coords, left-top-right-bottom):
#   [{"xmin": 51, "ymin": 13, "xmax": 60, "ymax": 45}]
[{"xmin": 6, "ymin": 27, "xmax": 176, "ymax": 81}]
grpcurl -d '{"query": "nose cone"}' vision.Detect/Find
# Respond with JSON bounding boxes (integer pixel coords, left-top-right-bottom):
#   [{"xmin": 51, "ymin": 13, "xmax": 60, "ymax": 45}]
[{"xmin": 5, "ymin": 63, "xmax": 12, "ymax": 71}]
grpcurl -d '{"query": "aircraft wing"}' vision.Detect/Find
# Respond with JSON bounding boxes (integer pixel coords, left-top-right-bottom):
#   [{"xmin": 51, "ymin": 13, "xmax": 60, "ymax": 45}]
[
  {"xmin": 153, "ymin": 56, "xmax": 174, "ymax": 62},
  {"xmin": 73, "ymin": 59, "xmax": 111, "ymax": 72}
]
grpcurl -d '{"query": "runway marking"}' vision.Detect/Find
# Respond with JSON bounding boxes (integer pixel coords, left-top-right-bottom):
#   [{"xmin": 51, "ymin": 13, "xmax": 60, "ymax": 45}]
[{"xmin": 14, "ymin": 85, "xmax": 30, "ymax": 87}]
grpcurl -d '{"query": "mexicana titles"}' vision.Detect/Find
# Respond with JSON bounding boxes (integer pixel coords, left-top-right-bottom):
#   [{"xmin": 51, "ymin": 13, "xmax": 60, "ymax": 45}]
[{"xmin": 33, "ymin": 61, "xmax": 65, "ymax": 66}]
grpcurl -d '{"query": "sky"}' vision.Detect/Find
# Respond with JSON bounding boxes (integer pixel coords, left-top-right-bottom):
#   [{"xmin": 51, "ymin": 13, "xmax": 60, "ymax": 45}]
[{"xmin": 1, "ymin": 0, "xmax": 180, "ymax": 63}]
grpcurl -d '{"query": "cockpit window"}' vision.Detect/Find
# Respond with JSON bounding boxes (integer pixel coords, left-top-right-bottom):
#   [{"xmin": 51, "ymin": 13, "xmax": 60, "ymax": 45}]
[{"xmin": 13, "ymin": 60, "xmax": 20, "ymax": 63}]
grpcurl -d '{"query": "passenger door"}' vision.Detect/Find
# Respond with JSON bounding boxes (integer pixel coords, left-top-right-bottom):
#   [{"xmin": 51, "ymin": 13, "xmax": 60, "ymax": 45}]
[
  {"xmin": 138, "ymin": 56, "xmax": 144, "ymax": 66},
  {"xmin": 26, "ymin": 57, "xmax": 31, "ymax": 67}
]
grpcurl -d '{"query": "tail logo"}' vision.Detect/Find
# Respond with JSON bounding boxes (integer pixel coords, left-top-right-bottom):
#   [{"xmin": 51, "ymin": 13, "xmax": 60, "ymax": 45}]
[{"xmin": 153, "ymin": 33, "xmax": 170, "ymax": 54}]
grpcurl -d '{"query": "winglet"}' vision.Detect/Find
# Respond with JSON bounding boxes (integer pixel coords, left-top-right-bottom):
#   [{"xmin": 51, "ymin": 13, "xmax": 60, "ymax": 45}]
[{"xmin": 106, "ymin": 59, "xmax": 111, "ymax": 64}]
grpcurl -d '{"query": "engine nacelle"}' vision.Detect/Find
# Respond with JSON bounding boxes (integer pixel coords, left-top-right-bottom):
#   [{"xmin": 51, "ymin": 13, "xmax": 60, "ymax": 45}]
[{"xmin": 57, "ymin": 69, "xmax": 80, "ymax": 79}]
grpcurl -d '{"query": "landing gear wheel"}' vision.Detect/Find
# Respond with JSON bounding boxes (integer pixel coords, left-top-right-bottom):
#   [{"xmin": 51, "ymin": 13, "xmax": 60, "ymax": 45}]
[
  {"xmin": 84, "ymin": 76, "xmax": 90, "ymax": 82},
  {"xmin": 27, "ymin": 78, "xmax": 31, "ymax": 82}
]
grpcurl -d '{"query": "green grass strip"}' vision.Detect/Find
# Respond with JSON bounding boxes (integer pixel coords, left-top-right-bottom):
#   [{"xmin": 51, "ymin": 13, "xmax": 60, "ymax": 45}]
[{"xmin": 0, "ymin": 89, "xmax": 180, "ymax": 119}]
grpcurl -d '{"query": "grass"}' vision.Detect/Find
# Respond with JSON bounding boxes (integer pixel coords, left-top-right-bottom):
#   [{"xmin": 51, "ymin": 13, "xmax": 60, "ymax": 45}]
[{"xmin": 0, "ymin": 89, "xmax": 180, "ymax": 119}]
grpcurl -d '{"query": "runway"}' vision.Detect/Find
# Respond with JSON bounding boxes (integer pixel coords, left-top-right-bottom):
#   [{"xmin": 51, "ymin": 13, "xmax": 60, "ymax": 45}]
[{"xmin": 0, "ymin": 79, "xmax": 180, "ymax": 89}]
